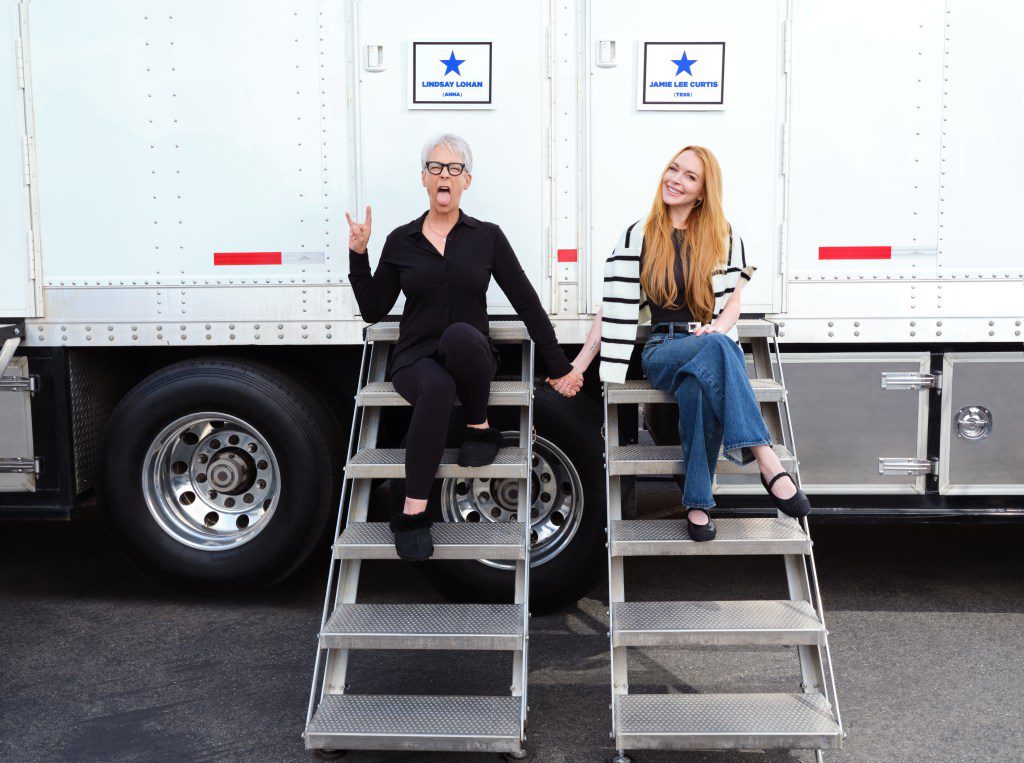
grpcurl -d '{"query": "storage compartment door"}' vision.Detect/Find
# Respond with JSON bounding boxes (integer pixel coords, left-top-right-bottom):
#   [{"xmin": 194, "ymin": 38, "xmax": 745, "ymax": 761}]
[
  {"xmin": 774, "ymin": 352, "xmax": 931, "ymax": 494},
  {"xmin": 0, "ymin": 356, "xmax": 35, "ymax": 492},
  {"xmin": 939, "ymin": 353, "xmax": 1024, "ymax": 495}
]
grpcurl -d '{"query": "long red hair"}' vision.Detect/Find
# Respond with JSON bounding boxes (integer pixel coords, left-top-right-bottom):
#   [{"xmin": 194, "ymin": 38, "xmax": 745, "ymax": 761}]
[{"xmin": 640, "ymin": 146, "xmax": 730, "ymax": 323}]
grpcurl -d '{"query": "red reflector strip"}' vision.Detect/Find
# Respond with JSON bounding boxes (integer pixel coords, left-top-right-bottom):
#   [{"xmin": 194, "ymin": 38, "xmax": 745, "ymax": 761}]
[
  {"xmin": 818, "ymin": 246, "xmax": 892, "ymax": 260},
  {"xmin": 557, "ymin": 249, "xmax": 578, "ymax": 263},
  {"xmin": 214, "ymin": 252, "xmax": 283, "ymax": 266}
]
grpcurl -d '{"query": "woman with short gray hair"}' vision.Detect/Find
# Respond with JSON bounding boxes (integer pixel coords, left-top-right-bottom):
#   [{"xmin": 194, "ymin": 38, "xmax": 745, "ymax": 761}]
[{"xmin": 345, "ymin": 133, "xmax": 583, "ymax": 560}]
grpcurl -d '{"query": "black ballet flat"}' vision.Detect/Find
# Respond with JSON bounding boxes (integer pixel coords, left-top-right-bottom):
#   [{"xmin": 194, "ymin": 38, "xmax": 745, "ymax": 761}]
[
  {"xmin": 389, "ymin": 511, "xmax": 434, "ymax": 561},
  {"xmin": 761, "ymin": 470, "xmax": 812, "ymax": 518},
  {"xmin": 686, "ymin": 508, "xmax": 717, "ymax": 542},
  {"xmin": 458, "ymin": 426, "xmax": 503, "ymax": 467}
]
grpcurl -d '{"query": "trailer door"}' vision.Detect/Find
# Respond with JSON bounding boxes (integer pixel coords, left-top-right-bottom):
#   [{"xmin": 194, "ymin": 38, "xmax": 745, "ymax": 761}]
[
  {"xmin": 585, "ymin": 0, "xmax": 785, "ymax": 315},
  {"xmin": 0, "ymin": 3, "xmax": 35, "ymax": 316},
  {"xmin": 355, "ymin": 0, "xmax": 552, "ymax": 312}
]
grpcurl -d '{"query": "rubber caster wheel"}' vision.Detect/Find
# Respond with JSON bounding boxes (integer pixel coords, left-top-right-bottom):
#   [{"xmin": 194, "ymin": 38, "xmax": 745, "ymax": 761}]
[
  {"xmin": 606, "ymin": 754, "xmax": 632, "ymax": 763},
  {"xmin": 500, "ymin": 748, "xmax": 534, "ymax": 761},
  {"xmin": 314, "ymin": 750, "xmax": 347, "ymax": 760}
]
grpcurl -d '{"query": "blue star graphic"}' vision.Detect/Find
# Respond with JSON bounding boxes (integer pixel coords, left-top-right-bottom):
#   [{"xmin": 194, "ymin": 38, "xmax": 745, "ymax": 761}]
[
  {"xmin": 440, "ymin": 50, "xmax": 465, "ymax": 77},
  {"xmin": 671, "ymin": 51, "xmax": 697, "ymax": 76}
]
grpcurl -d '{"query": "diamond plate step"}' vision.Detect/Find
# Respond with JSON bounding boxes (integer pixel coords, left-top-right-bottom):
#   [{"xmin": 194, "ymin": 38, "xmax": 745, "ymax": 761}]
[
  {"xmin": 612, "ymin": 600, "xmax": 823, "ymax": 647},
  {"xmin": 367, "ymin": 320, "xmax": 529, "ymax": 343},
  {"xmin": 345, "ymin": 447, "xmax": 528, "ymax": 479},
  {"xmin": 608, "ymin": 443, "xmax": 794, "ymax": 476},
  {"xmin": 305, "ymin": 694, "xmax": 522, "ymax": 753},
  {"xmin": 356, "ymin": 380, "xmax": 530, "ymax": 408},
  {"xmin": 321, "ymin": 603, "xmax": 524, "ymax": 650},
  {"xmin": 611, "ymin": 517, "xmax": 810, "ymax": 557},
  {"xmin": 334, "ymin": 521, "xmax": 527, "ymax": 560},
  {"xmin": 607, "ymin": 377, "xmax": 786, "ymax": 405},
  {"xmin": 615, "ymin": 692, "xmax": 840, "ymax": 751}
]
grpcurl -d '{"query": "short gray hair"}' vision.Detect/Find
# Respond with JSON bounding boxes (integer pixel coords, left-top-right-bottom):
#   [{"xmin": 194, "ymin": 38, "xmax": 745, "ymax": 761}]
[{"xmin": 421, "ymin": 133, "xmax": 473, "ymax": 173}]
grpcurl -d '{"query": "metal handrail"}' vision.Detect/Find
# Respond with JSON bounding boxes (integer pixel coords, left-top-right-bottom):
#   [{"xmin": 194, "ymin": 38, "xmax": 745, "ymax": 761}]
[
  {"xmin": 601, "ymin": 382, "xmax": 619, "ymax": 739},
  {"xmin": 771, "ymin": 330, "xmax": 844, "ymax": 740},
  {"xmin": 304, "ymin": 335, "xmax": 370, "ymax": 729},
  {"xmin": 518, "ymin": 340, "xmax": 535, "ymax": 741}
]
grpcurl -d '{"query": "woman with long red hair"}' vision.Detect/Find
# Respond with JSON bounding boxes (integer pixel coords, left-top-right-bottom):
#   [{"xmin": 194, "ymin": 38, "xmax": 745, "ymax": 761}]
[{"xmin": 563, "ymin": 146, "xmax": 811, "ymax": 540}]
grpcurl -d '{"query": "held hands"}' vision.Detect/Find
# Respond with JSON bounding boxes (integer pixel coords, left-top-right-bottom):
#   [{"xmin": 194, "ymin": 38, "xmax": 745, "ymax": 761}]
[
  {"xmin": 546, "ymin": 365, "xmax": 585, "ymax": 398},
  {"xmin": 345, "ymin": 206, "xmax": 372, "ymax": 254}
]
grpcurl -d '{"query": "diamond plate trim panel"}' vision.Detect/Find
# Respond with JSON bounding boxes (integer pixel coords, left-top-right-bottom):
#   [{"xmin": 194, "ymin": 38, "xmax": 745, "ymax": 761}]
[
  {"xmin": 321, "ymin": 603, "xmax": 523, "ymax": 650},
  {"xmin": 611, "ymin": 518, "xmax": 810, "ymax": 557},
  {"xmin": 68, "ymin": 350, "xmax": 138, "ymax": 493}
]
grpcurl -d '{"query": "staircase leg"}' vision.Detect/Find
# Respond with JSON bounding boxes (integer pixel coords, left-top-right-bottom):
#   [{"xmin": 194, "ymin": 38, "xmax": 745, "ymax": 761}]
[{"xmin": 604, "ymin": 392, "xmax": 630, "ymax": 749}]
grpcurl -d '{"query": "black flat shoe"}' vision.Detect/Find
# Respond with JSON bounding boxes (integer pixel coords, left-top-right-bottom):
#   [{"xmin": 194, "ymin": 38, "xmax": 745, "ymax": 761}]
[
  {"xmin": 458, "ymin": 426, "xmax": 503, "ymax": 467},
  {"xmin": 686, "ymin": 508, "xmax": 717, "ymax": 542},
  {"xmin": 389, "ymin": 511, "xmax": 434, "ymax": 561},
  {"xmin": 761, "ymin": 470, "xmax": 812, "ymax": 518}
]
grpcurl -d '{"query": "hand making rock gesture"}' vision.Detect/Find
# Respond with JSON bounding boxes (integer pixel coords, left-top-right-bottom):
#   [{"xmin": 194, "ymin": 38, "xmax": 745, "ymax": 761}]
[{"xmin": 345, "ymin": 206, "xmax": 373, "ymax": 254}]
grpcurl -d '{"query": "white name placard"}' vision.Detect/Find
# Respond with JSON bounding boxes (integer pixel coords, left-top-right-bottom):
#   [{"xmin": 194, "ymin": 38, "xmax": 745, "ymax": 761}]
[
  {"xmin": 409, "ymin": 42, "xmax": 493, "ymax": 110},
  {"xmin": 637, "ymin": 41, "xmax": 726, "ymax": 111}
]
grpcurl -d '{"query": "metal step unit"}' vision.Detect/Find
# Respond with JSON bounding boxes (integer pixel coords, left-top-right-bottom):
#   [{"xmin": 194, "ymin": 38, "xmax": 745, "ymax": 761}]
[
  {"xmin": 604, "ymin": 319, "xmax": 844, "ymax": 762},
  {"xmin": 304, "ymin": 321, "xmax": 535, "ymax": 758}
]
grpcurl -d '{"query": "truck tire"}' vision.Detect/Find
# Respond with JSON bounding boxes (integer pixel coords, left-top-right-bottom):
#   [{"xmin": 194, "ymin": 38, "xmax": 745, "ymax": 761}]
[
  {"xmin": 100, "ymin": 358, "xmax": 339, "ymax": 587},
  {"xmin": 390, "ymin": 384, "xmax": 607, "ymax": 612}
]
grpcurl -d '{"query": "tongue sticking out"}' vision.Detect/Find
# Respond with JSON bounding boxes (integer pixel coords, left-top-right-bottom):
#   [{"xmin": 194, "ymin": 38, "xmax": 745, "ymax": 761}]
[{"xmin": 436, "ymin": 189, "xmax": 452, "ymax": 205}]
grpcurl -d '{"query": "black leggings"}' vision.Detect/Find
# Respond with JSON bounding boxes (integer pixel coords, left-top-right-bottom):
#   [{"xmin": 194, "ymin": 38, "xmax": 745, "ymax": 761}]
[{"xmin": 391, "ymin": 323, "xmax": 498, "ymax": 500}]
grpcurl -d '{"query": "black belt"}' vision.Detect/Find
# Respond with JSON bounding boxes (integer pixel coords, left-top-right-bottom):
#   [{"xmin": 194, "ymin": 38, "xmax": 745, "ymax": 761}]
[{"xmin": 650, "ymin": 321, "xmax": 702, "ymax": 336}]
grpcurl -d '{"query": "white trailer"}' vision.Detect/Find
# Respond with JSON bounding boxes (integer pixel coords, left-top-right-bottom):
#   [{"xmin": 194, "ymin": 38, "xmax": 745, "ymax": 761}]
[{"xmin": 1, "ymin": 0, "xmax": 1021, "ymax": 602}]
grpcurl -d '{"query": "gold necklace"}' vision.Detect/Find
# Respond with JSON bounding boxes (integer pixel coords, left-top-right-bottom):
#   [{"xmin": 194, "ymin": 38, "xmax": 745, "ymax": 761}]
[{"xmin": 425, "ymin": 218, "xmax": 454, "ymax": 240}]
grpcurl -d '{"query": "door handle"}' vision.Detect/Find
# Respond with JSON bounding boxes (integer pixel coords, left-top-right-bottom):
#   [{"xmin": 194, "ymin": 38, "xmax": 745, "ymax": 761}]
[
  {"xmin": 364, "ymin": 43, "xmax": 385, "ymax": 72},
  {"xmin": 596, "ymin": 40, "xmax": 616, "ymax": 68}
]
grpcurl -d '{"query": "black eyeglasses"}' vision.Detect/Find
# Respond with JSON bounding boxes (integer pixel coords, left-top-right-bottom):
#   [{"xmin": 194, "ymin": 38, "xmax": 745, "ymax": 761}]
[{"xmin": 424, "ymin": 161, "xmax": 467, "ymax": 176}]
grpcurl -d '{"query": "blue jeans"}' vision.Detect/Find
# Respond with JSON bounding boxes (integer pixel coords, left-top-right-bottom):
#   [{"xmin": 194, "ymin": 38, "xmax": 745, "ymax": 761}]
[{"xmin": 640, "ymin": 326, "xmax": 773, "ymax": 509}]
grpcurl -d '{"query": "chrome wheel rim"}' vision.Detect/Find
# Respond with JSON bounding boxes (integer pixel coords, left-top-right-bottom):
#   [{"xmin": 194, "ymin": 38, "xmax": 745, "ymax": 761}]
[
  {"xmin": 440, "ymin": 431, "xmax": 583, "ymax": 570},
  {"xmin": 141, "ymin": 412, "xmax": 281, "ymax": 551}
]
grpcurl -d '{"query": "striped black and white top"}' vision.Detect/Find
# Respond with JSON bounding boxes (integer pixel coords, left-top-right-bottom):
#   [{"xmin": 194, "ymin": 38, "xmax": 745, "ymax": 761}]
[{"xmin": 599, "ymin": 218, "xmax": 756, "ymax": 384}]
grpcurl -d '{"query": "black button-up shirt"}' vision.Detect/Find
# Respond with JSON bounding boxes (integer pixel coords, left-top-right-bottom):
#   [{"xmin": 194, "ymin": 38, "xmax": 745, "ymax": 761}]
[{"xmin": 348, "ymin": 210, "xmax": 573, "ymax": 379}]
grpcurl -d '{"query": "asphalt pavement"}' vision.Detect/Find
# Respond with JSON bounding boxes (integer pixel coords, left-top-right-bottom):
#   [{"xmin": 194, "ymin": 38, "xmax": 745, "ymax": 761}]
[{"xmin": 2, "ymin": 481, "xmax": 1023, "ymax": 762}]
